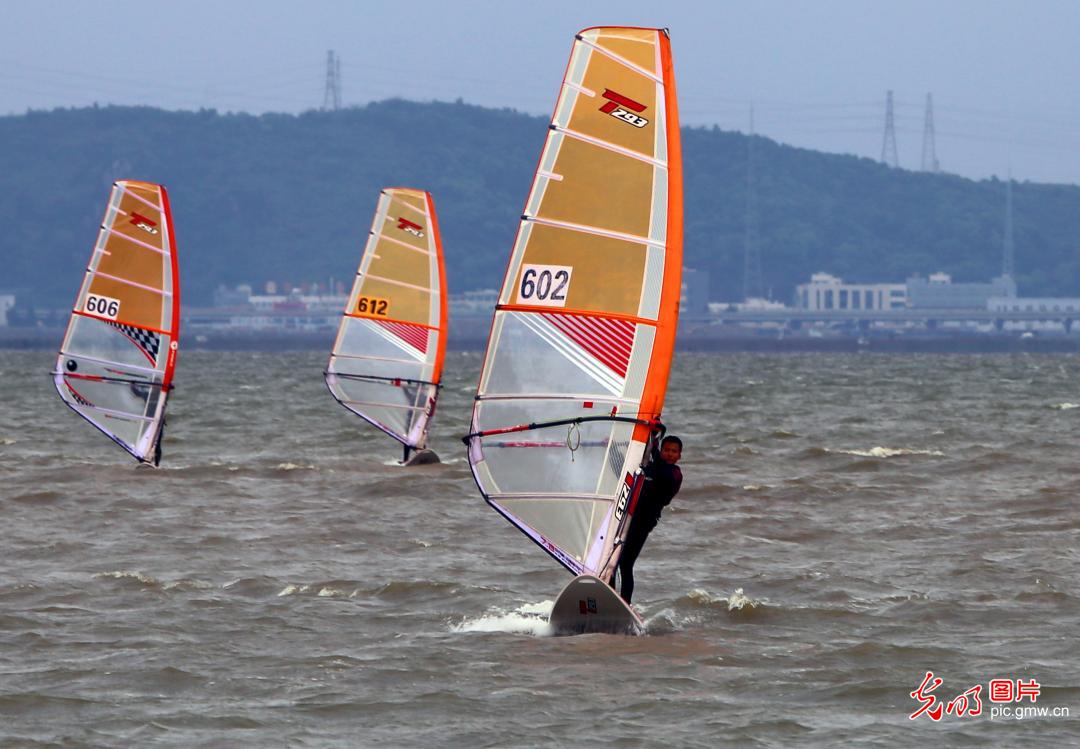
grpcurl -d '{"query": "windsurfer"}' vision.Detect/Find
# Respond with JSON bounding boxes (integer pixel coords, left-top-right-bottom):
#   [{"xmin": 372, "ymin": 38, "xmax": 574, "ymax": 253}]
[
  {"xmin": 153, "ymin": 417, "xmax": 165, "ymax": 467},
  {"xmin": 614, "ymin": 435, "xmax": 683, "ymax": 604}
]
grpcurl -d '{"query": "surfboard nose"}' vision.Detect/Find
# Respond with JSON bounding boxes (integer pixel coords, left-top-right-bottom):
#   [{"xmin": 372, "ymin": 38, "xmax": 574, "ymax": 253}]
[{"xmin": 548, "ymin": 574, "xmax": 645, "ymax": 636}]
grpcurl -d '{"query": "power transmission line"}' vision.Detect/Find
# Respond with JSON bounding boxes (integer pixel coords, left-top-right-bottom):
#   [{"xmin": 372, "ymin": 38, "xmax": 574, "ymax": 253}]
[
  {"xmin": 880, "ymin": 90, "xmax": 899, "ymax": 167},
  {"xmin": 1003, "ymin": 177, "xmax": 1015, "ymax": 278},
  {"xmin": 921, "ymin": 93, "xmax": 940, "ymax": 173},
  {"xmin": 743, "ymin": 105, "xmax": 764, "ymax": 301},
  {"xmin": 322, "ymin": 50, "xmax": 341, "ymax": 110}
]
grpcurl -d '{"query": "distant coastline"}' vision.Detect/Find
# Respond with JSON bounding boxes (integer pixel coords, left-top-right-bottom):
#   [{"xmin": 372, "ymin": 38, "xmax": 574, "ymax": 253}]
[
  {"xmin": 5, "ymin": 103, "xmax": 1080, "ymax": 316},
  {"xmin": 7, "ymin": 325, "xmax": 1079, "ymax": 354}
]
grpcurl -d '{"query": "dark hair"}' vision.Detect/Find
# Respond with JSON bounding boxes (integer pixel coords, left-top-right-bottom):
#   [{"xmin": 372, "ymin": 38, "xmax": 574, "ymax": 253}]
[{"xmin": 661, "ymin": 435, "xmax": 682, "ymax": 450}]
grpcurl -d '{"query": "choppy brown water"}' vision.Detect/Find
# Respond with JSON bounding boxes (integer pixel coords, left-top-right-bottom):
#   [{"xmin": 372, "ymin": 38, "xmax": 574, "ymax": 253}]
[{"xmin": 1, "ymin": 350, "xmax": 1078, "ymax": 747}]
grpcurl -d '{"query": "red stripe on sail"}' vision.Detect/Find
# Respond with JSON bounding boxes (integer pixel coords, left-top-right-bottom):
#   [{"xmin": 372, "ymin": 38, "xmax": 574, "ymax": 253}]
[
  {"xmin": 374, "ymin": 319, "xmax": 429, "ymax": 354},
  {"xmin": 539, "ymin": 312, "xmax": 635, "ymax": 377},
  {"xmin": 578, "ymin": 314, "xmax": 633, "ymax": 359}
]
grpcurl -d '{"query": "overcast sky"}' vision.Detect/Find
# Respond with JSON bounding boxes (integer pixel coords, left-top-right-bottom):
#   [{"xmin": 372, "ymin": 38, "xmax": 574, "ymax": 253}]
[{"xmin": 4, "ymin": 1, "xmax": 1079, "ymax": 184}]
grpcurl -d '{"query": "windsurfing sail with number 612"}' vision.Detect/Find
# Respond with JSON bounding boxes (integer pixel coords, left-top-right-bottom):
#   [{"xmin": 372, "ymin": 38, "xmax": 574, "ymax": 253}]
[
  {"xmin": 325, "ymin": 188, "xmax": 448, "ymax": 464},
  {"xmin": 53, "ymin": 180, "xmax": 180, "ymax": 466},
  {"xmin": 464, "ymin": 26, "xmax": 682, "ymax": 586}
]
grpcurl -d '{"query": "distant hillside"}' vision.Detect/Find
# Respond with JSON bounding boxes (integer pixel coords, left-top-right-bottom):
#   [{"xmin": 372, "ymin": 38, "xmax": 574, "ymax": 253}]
[{"xmin": 1, "ymin": 100, "xmax": 1078, "ymax": 307}]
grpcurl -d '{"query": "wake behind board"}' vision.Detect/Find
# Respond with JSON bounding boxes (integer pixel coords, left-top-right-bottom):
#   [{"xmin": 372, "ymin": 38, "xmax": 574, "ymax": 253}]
[{"xmin": 549, "ymin": 575, "xmax": 645, "ymax": 636}]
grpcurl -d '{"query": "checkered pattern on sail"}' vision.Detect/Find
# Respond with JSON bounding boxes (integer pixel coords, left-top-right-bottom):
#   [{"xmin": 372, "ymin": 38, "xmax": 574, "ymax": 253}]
[
  {"xmin": 66, "ymin": 382, "xmax": 94, "ymax": 407},
  {"xmin": 108, "ymin": 321, "xmax": 160, "ymax": 363}
]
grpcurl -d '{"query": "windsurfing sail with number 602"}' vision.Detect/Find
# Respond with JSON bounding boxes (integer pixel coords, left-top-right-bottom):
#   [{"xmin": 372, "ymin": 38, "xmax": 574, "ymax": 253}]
[
  {"xmin": 325, "ymin": 188, "xmax": 448, "ymax": 463},
  {"xmin": 464, "ymin": 26, "xmax": 683, "ymax": 583},
  {"xmin": 53, "ymin": 180, "xmax": 180, "ymax": 465}
]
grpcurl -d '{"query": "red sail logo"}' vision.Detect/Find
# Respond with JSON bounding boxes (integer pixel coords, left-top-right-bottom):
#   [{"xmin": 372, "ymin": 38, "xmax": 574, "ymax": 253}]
[
  {"xmin": 396, "ymin": 217, "xmax": 425, "ymax": 238},
  {"xmin": 129, "ymin": 211, "xmax": 159, "ymax": 235},
  {"xmin": 599, "ymin": 89, "xmax": 649, "ymax": 128}
]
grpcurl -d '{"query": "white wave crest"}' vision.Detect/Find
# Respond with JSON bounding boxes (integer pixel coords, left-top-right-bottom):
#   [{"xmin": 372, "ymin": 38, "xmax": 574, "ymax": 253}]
[
  {"xmin": 95, "ymin": 570, "xmax": 159, "ymax": 585},
  {"xmin": 829, "ymin": 446, "xmax": 944, "ymax": 458},
  {"xmin": 209, "ymin": 461, "xmax": 241, "ymax": 472},
  {"xmin": 450, "ymin": 600, "xmax": 554, "ymax": 636},
  {"xmin": 317, "ymin": 586, "xmax": 357, "ymax": 598},
  {"xmin": 686, "ymin": 589, "xmax": 723, "ymax": 604},
  {"xmin": 1052, "ymin": 402, "xmax": 1080, "ymax": 410},
  {"xmin": 277, "ymin": 584, "xmax": 311, "ymax": 597},
  {"xmin": 278, "ymin": 583, "xmax": 358, "ymax": 598},
  {"xmin": 687, "ymin": 587, "xmax": 763, "ymax": 611},
  {"xmin": 163, "ymin": 579, "xmax": 213, "ymax": 591},
  {"xmin": 725, "ymin": 587, "xmax": 762, "ymax": 611},
  {"xmin": 275, "ymin": 462, "xmax": 314, "ymax": 471},
  {"xmin": 517, "ymin": 600, "xmax": 554, "ymax": 616},
  {"xmin": 0, "ymin": 438, "xmax": 15, "ymax": 446}
]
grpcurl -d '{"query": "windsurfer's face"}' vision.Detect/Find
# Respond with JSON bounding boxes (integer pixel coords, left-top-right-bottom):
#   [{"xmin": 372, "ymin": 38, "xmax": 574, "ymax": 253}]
[{"xmin": 659, "ymin": 441, "xmax": 682, "ymax": 464}]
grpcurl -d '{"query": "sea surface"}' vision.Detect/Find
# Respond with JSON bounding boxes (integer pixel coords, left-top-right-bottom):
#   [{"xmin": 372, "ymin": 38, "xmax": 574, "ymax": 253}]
[{"xmin": 1, "ymin": 350, "xmax": 1078, "ymax": 747}]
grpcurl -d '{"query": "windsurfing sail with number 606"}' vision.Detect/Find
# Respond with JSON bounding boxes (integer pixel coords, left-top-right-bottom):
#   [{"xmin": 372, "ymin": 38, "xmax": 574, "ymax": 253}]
[
  {"xmin": 325, "ymin": 188, "xmax": 448, "ymax": 463},
  {"xmin": 464, "ymin": 27, "xmax": 682, "ymax": 582},
  {"xmin": 53, "ymin": 180, "xmax": 180, "ymax": 466}
]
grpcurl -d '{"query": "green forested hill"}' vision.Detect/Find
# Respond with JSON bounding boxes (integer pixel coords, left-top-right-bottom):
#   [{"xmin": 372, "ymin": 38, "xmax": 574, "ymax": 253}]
[{"xmin": 1, "ymin": 100, "xmax": 1077, "ymax": 306}]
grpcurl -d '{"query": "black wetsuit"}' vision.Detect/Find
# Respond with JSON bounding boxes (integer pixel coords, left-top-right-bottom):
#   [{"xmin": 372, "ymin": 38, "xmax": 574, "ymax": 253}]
[{"xmin": 617, "ymin": 451, "xmax": 682, "ymax": 603}]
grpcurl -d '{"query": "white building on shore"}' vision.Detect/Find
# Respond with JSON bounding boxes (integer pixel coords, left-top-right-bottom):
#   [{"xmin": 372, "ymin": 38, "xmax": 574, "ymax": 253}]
[
  {"xmin": 795, "ymin": 273, "xmax": 906, "ymax": 311},
  {"xmin": 988, "ymin": 297, "xmax": 1080, "ymax": 314},
  {"xmin": 195, "ymin": 284, "xmax": 349, "ymax": 331},
  {"xmin": 907, "ymin": 272, "xmax": 1016, "ymax": 308},
  {"xmin": 0, "ymin": 294, "xmax": 14, "ymax": 326}
]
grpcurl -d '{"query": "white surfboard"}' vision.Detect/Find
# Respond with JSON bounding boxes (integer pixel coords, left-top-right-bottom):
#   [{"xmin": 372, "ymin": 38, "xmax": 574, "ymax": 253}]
[{"xmin": 549, "ymin": 575, "xmax": 645, "ymax": 636}]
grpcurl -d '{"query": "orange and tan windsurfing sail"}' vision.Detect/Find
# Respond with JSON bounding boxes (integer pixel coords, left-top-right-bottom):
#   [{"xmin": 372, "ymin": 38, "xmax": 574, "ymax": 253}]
[
  {"xmin": 325, "ymin": 188, "xmax": 448, "ymax": 460},
  {"xmin": 464, "ymin": 27, "xmax": 682, "ymax": 579},
  {"xmin": 54, "ymin": 180, "xmax": 181, "ymax": 465}
]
